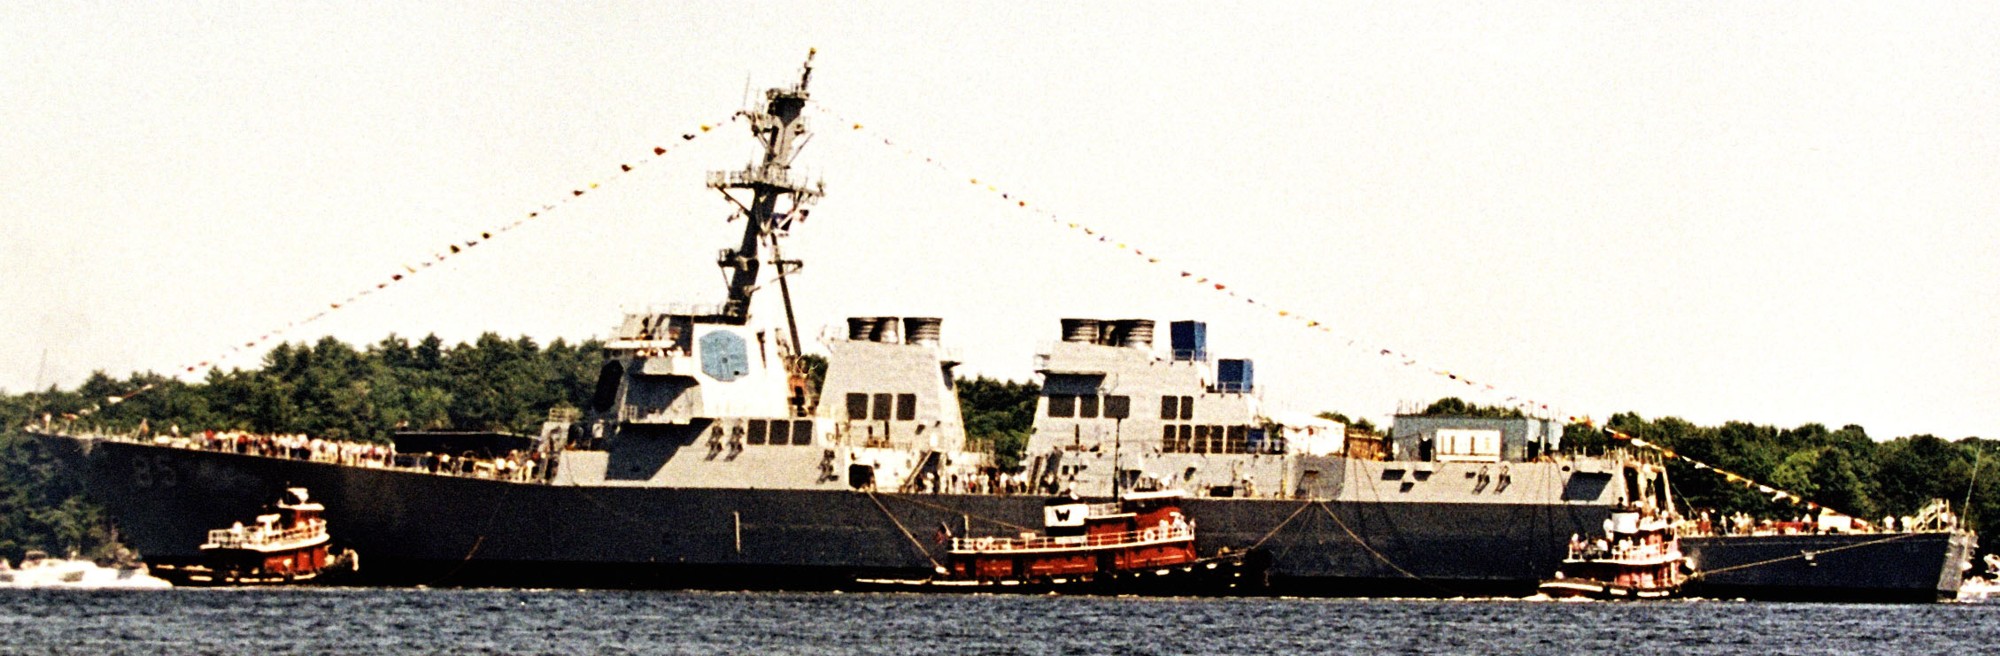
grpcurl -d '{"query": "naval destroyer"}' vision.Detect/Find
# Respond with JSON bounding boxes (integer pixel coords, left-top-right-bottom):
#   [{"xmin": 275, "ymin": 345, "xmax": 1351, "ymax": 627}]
[{"xmin": 31, "ymin": 54, "xmax": 1955, "ymax": 598}]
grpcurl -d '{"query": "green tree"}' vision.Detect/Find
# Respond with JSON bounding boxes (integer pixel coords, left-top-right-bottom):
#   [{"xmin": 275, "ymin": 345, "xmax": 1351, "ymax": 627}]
[
  {"xmin": 956, "ymin": 376, "xmax": 1039, "ymax": 470},
  {"xmin": 1418, "ymin": 397, "xmax": 1525, "ymax": 419},
  {"xmin": 1314, "ymin": 411, "xmax": 1376, "ymax": 434}
]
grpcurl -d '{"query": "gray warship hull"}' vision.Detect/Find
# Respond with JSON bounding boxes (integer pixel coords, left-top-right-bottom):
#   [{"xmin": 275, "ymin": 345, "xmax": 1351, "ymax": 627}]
[
  {"xmin": 44, "ymin": 435, "xmax": 1615, "ymax": 596},
  {"xmin": 1682, "ymin": 531, "xmax": 1976, "ymax": 603}
]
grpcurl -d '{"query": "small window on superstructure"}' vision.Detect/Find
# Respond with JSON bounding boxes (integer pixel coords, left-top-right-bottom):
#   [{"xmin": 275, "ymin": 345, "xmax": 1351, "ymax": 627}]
[
  {"xmin": 769, "ymin": 420, "xmax": 789, "ymax": 445},
  {"xmin": 1160, "ymin": 395, "xmax": 1178, "ymax": 420},
  {"xmin": 747, "ymin": 419, "xmax": 768, "ymax": 445},
  {"xmin": 1161, "ymin": 425, "xmax": 1178, "ymax": 452},
  {"xmin": 1179, "ymin": 425, "xmax": 1193, "ymax": 452},
  {"xmin": 1078, "ymin": 394, "xmax": 1100, "ymax": 419},
  {"xmin": 846, "ymin": 393, "xmax": 869, "ymax": 420},
  {"xmin": 896, "ymin": 394, "xmax": 917, "ymax": 421},
  {"xmin": 1227, "ymin": 425, "xmax": 1248, "ymax": 454},
  {"xmin": 1179, "ymin": 396, "xmax": 1195, "ymax": 421},
  {"xmin": 1048, "ymin": 394, "xmax": 1076, "ymax": 418},
  {"xmin": 792, "ymin": 420, "xmax": 815, "ymax": 445},
  {"xmin": 1104, "ymin": 395, "xmax": 1130, "ymax": 420},
  {"xmin": 871, "ymin": 393, "xmax": 893, "ymax": 421}
]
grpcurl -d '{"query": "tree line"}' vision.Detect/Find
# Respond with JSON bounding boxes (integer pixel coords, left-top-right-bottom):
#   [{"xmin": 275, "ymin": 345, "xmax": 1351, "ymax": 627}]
[
  {"xmin": 2, "ymin": 334, "xmax": 606, "ymax": 442},
  {"xmin": 0, "ymin": 333, "xmax": 603, "ymax": 562},
  {"xmin": 1567, "ymin": 412, "xmax": 1997, "ymax": 532}
]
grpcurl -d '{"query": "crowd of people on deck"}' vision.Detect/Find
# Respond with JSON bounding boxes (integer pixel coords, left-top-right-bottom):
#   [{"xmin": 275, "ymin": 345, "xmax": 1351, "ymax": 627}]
[
  {"xmin": 936, "ymin": 470, "xmax": 1031, "ymax": 496},
  {"xmin": 1682, "ymin": 508, "xmax": 1954, "ymax": 537},
  {"xmin": 47, "ymin": 422, "xmax": 547, "ymax": 483},
  {"xmin": 395, "ymin": 449, "xmax": 546, "ymax": 482},
  {"xmin": 194, "ymin": 430, "xmax": 395, "ymax": 468}
]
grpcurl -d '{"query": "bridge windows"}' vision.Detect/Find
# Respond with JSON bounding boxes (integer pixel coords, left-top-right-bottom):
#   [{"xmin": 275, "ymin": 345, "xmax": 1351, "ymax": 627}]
[
  {"xmin": 1103, "ymin": 395, "xmax": 1130, "ymax": 419},
  {"xmin": 1160, "ymin": 424, "xmax": 1257, "ymax": 454},
  {"xmin": 845, "ymin": 391, "xmax": 922, "ymax": 424},
  {"xmin": 1047, "ymin": 393, "xmax": 1130, "ymax": 420},
  {"xmin": 1047, "ymin": 394, "xmax": 1076, "ymax": 418},
  {"xmin": 733, "ymin": 418, "xmax": 817, "ymax": 447}
]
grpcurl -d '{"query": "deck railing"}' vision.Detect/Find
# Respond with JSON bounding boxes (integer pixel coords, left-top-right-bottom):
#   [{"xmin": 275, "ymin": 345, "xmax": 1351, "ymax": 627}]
[
  {"xmin": 951, "ymin": 524, "xmax": 1191, "ymax": 553},
  {"xmin": 55, "ymin": 430, "xmax": 551, "ymax": 484},
  {"xmin": 204, "ymin": 522, "xmax": 324, "ymax": 550},
  {"xmin": 1568, "ymin": 539, "xmax": 1678, "ymax": 562}
]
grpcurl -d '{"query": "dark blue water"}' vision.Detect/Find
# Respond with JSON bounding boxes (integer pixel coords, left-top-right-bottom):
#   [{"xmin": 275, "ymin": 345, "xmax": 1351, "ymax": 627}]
[{"xmin": 2, "ymin": 589, "xmax": 1995, "ymax": 655}]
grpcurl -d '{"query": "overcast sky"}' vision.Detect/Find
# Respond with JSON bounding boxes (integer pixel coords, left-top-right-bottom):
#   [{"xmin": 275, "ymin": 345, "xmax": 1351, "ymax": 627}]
[{"xmin": 4, "ymin": 2, "xmax": 1995, "ymax": 439}]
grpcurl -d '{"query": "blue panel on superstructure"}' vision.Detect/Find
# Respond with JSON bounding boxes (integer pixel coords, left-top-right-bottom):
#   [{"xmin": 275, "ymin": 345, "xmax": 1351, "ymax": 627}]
[
  {"xmin": 699, "ymin": 331, "xmax": 749, "ymax": 382},
  {"xmin": 1217, "ymin": 358, "xmax": 1253, "ymax": 392},
  {"xmin": 1170, "ymin": 321, "xmax": 1206, "ymax": 361}
]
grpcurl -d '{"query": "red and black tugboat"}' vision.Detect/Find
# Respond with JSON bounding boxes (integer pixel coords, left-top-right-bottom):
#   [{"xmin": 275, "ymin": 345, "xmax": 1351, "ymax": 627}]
[
  {"xmin": 161, "ymin": 487, "xmax": 353, "ymax": 585},
  {"xmin": 1539, "ymin": 507, "xmax": 1688, "ymax": 600},
  {"xmin": 860, "ymin": 490, "xmax": 1261, "ymax": 594}
]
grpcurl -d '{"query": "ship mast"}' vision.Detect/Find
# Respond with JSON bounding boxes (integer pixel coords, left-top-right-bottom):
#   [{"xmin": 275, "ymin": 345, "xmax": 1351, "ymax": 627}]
[
  {"xmin": 707, "ymin": 50, "xmax": 824, "ymax": 329},
  {"xmin": 706, "ymin": 50, "xmax": 825, "ymax": 415}
]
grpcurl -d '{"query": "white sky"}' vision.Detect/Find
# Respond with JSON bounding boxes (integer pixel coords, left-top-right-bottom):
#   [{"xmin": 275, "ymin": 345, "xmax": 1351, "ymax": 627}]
[{"xmin": 3, "ymin": 2, "xmax": 1995, "ymax": 440}]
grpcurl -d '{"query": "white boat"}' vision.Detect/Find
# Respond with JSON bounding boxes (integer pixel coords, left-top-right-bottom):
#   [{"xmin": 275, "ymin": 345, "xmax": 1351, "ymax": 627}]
[
  {"xmin": 0, "ymin": 551, "xmax": 171, "ymax": 589},
  {"xmin": 1957, "ymin": 555, "xmax": 2000, "ymax": 602}
]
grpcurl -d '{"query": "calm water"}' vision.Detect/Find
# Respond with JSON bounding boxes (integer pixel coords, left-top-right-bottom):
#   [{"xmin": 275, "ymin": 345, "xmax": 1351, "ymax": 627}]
[{"xmin": 2, "ymin": 589, "xmax": 1996, "ymax": 655}]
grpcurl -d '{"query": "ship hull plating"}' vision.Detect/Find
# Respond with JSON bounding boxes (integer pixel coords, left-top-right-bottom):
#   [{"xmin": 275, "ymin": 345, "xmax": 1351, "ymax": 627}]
[
  {"xmin": 51, "ymin": 436, "xmax": 1617, "ymax": 596},
  {"xmin": 1682, "ymin": 531, "xmax": 1975, "ymax": 603}
]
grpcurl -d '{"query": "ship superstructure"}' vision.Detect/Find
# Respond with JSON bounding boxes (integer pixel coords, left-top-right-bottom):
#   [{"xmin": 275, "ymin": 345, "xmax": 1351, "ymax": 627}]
[
  {"xmin": 557, "ymin": 51, "xmax": 985, "ymax": 493},
  {"xmin": 1025, "ymin": 319, "xmax": 1273, "ymax": 498}
]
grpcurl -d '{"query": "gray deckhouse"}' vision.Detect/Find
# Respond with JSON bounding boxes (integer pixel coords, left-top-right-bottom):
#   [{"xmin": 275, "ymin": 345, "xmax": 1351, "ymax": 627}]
[
  {"xmin": 1025, "ymin": 319, "xmax": 1273, "ymax": 498},
  {"xmin": 1389, "ymin": 415, "xmax": 1565, "ymax": 464},
  {"xmin": 1021, "ymin": 319, "xmax": 1639, "ymax": 512}
]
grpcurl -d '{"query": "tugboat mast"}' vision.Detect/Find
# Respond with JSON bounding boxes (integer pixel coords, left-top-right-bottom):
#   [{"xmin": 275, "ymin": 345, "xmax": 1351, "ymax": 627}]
[{"xmin": 707, "ymin": 49, "xmax": 824, "ymax": 331}]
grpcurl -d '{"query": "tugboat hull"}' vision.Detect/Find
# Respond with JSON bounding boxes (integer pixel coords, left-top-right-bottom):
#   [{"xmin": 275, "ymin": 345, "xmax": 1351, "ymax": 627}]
[
  {"xmin": 857, "ymin": 552, "xmax": 1265, "ymax": 596},
  {"xmin": 1538, "ymin": 577, "xmax": 1681, "ymax": 600}
]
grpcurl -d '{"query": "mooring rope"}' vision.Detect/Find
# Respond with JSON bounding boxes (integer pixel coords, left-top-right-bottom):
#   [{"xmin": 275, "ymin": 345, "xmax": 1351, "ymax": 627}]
[
  {"xmin": 872, "ymin": 492, "xmax": 1036, "ymax": 534},
  {"xmin": 1689, "ymin": 531, "xmax": 1923, "ymax": 579},
  {"xmin": 1314, "ymin": 501, "xmax": 1464, "ymax": 597},
  {"xmin": 423, "ymin": 482, "xmax": 514, "ymax": 586},
  {"xmin": 558, "ymin": 479, "xmax": 666, "ymax": 531},
  {"xmin": 1246, "ymin": 498, "xmax": 1316, "ymax": 551},
  {"xmin": 864, "ymin": 490, "xmax": 944, "ymax": 571}
]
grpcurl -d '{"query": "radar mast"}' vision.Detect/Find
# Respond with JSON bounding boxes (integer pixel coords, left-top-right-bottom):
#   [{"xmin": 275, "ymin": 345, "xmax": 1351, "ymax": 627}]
[{"xmin": 707, "ymin": 49, "xmax": 823, "ymax": 327}]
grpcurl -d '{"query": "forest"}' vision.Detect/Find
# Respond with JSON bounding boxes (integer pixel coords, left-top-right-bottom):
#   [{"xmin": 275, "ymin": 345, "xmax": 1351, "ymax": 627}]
[{"xmin": 2, "ymin": 334, "xmax": 1993, "ymax": 561}]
